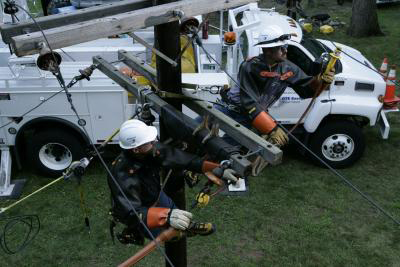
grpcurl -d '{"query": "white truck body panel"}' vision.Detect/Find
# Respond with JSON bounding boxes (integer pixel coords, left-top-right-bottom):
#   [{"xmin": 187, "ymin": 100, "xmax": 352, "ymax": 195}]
[{"xmin": 0, "ymin": 62, "xmax": 134, "ymax": 146}]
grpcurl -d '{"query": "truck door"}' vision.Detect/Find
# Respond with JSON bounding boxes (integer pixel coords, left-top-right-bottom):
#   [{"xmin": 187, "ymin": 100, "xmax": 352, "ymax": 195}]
[{"xmin": 269, "ymin": 44, "xmax": 328, "ymax": 124}]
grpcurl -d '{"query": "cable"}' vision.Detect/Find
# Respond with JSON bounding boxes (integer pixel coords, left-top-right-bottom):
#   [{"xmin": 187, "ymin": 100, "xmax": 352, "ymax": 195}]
[
  {"xmin": 0, "ymin": 215, "xmax": 40, "ymax": 254},
  {"xmin": 327, "ymin": 39, "xmax": 400, "ymax": 87},
  {"xmin": 196, "ymin": 39, "xmax": 400, "ymax": 226},
  {"xmin": 292, "ymin": 37, "xmax": 399, "ymax": 87},
  {"xmin": 280, "ymin": 125, "xmax": 400, "ymax": 225},
  {"xmin": 60, "ymin": 48, "xmax": 76, "ymax": 62},
  {"xmin": 51, "ymin": 71, "xmax": 175, "ymax": 265},
  {"xmin": 0, "ymin": 106, "xmax": 142, "ymax": 214},
  {"xmin": 65, "ymin": 104, "xmax": 175, "ymax": 267},
  {"xmin": 0, "ymin": 88, "xmax": 65, "ymax": 130},
  {"xmin": 12, "ymin": 4, "xmax": 175, "ymax": 265},
  {"xmin": 0, "ymin": 62, "xmax": 95, "ymax": 130}
]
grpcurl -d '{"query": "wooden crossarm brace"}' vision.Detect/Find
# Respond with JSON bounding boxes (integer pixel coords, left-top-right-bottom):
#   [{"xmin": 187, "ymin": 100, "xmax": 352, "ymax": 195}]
[
  {"xmin": 0, "ymin": 0, "xmax": 151, "ymax": 44},
  {"xmin": 8, "ymin": 0, "xmax": 257, "ymax": 56}
]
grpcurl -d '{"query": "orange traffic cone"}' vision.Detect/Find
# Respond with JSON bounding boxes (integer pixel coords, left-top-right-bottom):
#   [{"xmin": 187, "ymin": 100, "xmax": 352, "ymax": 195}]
[
  {"xmin": 383, "ymin": 65, "xmax": 400, "ymax": 109},
  {"xmin": 379, "ymin": 57, "xmax": 388, "ymax": 79}
]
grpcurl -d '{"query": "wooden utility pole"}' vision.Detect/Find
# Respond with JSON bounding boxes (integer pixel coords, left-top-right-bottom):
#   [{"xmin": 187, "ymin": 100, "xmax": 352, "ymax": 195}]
[{"xmin": 153, "ymin": 0, "xmax": 186, "ymax": 266}]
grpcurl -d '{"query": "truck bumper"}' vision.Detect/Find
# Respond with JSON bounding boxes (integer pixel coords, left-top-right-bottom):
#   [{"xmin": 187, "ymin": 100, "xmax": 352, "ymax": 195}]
[{"xmin": 377, "ymin": 108, "xmax": 399, "ymax": 139}]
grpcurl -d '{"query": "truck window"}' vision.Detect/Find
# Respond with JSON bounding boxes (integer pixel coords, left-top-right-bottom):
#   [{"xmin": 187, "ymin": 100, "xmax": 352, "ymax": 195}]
[
  {"xmin": 287, "ymin": 45, "xmax": 314, "ymax": 75},
  {"xmin": 301, "ymin": 36, "xmax": 330, "ymax": 58},
  {"xmin": 298, "ymin": 37, "xmax": 343, "ymax": 74}
]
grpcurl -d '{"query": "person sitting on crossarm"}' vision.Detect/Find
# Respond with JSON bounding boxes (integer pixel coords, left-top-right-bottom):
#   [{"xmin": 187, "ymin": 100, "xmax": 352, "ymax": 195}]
[
  {"xmin": 217, "ymin": 25, "xmax": 335, "ymax": 147},
  {"xmin": 107, "ymin": 119, "xmax": 237, "ymax": 244}
]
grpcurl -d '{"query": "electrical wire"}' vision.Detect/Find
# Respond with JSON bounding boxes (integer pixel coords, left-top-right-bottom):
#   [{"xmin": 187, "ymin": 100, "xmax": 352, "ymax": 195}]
[
  {"xmin": 292, "ymin": 37, "xmax": 400, "ymax": 87},
  {"xmin": 60, "ymin": 48, "xmax": 76, "ymax": 62},
  {"xmin": 196, "ymin": 37, "xmax": 400, "ymax": 226},
  {"xmin": 0, "ymin": 106, "xmax": 142, "ymax": 214},
  {"xmin": 60, "ymin": 100, "xmax": 175, "ymax": 267},
  {"xmin": 0, "ymin": 62, "xmax": 97, "ymax": 131},
  {"xmin": 0, "ymin": 88, "xmax": 65, "ymax": 130},
  {"xmin": 10, "ymin": 4, "xmax": 175, "ymax": 264},
  {"xmin": 0, "ymin": 215, "xmax": 40, "ymax": 254},
  {"xmin": 327, "ymin": 39, "xmax": 400, "ymax": 87}
]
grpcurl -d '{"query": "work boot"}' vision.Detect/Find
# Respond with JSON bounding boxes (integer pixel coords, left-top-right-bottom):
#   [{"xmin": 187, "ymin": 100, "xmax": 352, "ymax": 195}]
[{"xmin": 186, "ymin": 221, "xmax": 216, "ymax": 237}]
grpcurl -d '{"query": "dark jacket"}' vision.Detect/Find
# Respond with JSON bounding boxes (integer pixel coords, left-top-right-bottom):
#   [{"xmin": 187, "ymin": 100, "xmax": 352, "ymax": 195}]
[
  {"xmin": 107, "ymin": 142, "xmax": 203, "ymax": 227},
  {"xmin": 227, "ymin": 54, "xmax": 315, "ymax": 120}
]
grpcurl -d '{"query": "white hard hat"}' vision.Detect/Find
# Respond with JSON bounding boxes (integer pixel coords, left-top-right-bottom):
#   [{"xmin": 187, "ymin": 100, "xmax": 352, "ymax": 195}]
[
  {"xmin": 254, "ymin": 25, "xmax": 291, "ymax": 48},
  {"xmin": 118, "ymin": 119, "xmax": 157, "ymax": 149}
]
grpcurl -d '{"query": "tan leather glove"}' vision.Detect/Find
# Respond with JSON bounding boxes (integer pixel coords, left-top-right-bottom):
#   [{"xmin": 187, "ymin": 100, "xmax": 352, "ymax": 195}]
[
  {"xmin": 221, "ymin": 169, "xmax": 239, "ymax": 184},
  {"xmin": 167, "ymin": 209, "xmax": 193, "ymax": 230},
  {"xmin": 320, "ymin": 68, "xmax": 335, "ymax": 84},
  {"xmin": 265, "ymin": 127, "xmax": 288, "ymax": 147}
]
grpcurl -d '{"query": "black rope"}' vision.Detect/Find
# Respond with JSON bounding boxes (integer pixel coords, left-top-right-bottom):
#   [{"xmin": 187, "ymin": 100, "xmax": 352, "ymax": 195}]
[{"xmin": 0, "ymin": 215, "xmax": 40, "ymax": 254}]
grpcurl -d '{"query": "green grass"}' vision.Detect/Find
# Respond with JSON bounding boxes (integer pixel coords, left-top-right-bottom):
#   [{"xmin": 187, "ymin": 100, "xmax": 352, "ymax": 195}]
[{"xmin": 2, "ymin": 1, "xmax": 400, "ymax": 266}]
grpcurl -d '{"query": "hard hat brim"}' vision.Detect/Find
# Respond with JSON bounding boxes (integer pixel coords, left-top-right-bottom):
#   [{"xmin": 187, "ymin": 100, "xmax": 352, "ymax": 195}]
[{"xmin": 254, "ymin": 40, "xmax": 288, "ymax": 48}]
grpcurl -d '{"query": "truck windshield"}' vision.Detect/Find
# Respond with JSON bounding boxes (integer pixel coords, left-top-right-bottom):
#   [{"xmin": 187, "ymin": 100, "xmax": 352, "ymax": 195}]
[{"xmin": 301, "ymin": 36, "xmax": 331, "ymax": 59}]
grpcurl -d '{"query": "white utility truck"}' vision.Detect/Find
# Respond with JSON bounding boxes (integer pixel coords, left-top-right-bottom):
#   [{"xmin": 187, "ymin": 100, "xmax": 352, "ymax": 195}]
[
  {"xmin": 202, "ymin": 3, "xmax": 395, "ymax": 168},
  {"xmin": 0, "ymin": 2, "xmax": 397, "ymax": 193}
]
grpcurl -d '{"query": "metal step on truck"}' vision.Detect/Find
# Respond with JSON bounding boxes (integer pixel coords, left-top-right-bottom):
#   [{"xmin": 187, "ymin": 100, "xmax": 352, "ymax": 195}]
[{"xmin": 0, "ymin": 2, "xmax": 398, "ymax": 197}]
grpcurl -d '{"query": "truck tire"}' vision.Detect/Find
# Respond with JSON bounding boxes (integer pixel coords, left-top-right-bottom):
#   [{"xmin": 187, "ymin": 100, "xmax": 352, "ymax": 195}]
[
  {"xmin": 27, "ymin": 129, "xmax": 86, "ymax": 177},
  {"xmin": 308, "ymin": 120, "xmax": 365, "ymax": 169}
]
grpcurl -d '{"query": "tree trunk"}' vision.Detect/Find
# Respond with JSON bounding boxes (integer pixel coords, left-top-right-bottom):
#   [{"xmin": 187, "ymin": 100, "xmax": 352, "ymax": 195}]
[
  {"xmin": 286, "ymin": 0, "xmax": 297, "ymax": 19},
  {"xmin": 347, "ymin": 0, "xmax": 384, "ymax": 37}
]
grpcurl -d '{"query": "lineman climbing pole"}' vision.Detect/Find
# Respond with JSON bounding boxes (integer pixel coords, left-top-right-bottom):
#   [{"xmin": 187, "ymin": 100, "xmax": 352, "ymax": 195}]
[{"xmin": 153, "ymin": 0, "xmax": 186, "ymax": 266}]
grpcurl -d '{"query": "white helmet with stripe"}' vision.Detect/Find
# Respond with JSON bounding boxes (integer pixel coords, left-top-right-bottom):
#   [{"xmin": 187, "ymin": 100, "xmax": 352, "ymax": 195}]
[
  {"xmin": 254, "ymin": 25, "xmax": 291, "ymax": 48},
  {"xmin": 118, "ymin": 119, "xmax": 157, "ymax": 149}
]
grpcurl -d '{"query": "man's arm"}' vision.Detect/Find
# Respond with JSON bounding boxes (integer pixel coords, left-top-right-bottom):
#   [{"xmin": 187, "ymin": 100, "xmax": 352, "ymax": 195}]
[
  {"xmin": 108, "ymin": 160, "xmax": 170, "ymax": 229},
  {"xmin": 285, "ymin": 60, "xmax": 334, "ymax": 98},
  {"xmin": 154, "ymin": 142, "xmax": 219, "ymax": 173},
  {"xmin": 238, "ymin": 60, "xmax": 278, "ymax": 135},
  {"xmin": 113, "ymin": 172, "xmax": 192, "ymax": 230}
]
